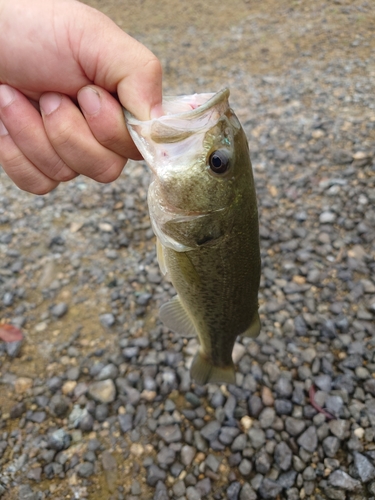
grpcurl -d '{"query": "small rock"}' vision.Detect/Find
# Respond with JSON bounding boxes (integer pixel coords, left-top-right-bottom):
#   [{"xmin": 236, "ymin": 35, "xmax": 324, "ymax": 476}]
[
  {"xmin": 319, "ymin": 212, "xmax": 336, "ymax": 224},
  {"xmin": 323, "ymin": 436, "xmax": 341, "ymax": 458},
  {"xmin": 259, "ymin": 407, "xmax": 275, "ymax": 428},
  {"xmin": 200, "ymin": 420, "xmax": 221, "ymax": 441},
  {"xmin": 47, "ymin": 429, "xmax": 71, "ymax": 451},
  {"xmin": 353, "ymin": 452, "xmax": 375, "ymax": 482},
  {"xmin": 14, "ymin": 377, "xmax": 33, "ymax": 394},
  {"xmin": 285, "ymin": 417, "xmax": 306, "ymax": 436},
  {"xmin": 328, "ymin": 470, "xmax": 361, "ymax": 491},
  {"xmin": 77, "ymin": 461, "xmax": 94, "ymax": 478},
  {"xmin": 261, "ymin": 386, "xmax": 274, "ymax": 406},
  {"xmin": 99, "ymin": 313, "xmax": 115, "ymax": 327},
  {"xmin": 329, "ymin": 419, "xmax": 350, "ymax": 440},
  {"xmin": 6, "ymin": 340, "xmax": 23, "ymax": 358},
  {"xmin": 240, "ymin": 483, "xmax": 257, "ymax": 500},
  {"xmin": 156, "ymin": 425, "xmax": 182, "ymax": 443},
  {"xmin": 248, "ymin": 427, "xmax": 266, "ymax": 449},
  {"xmin": 118, "ymin": 414, "xmax": 133, "ymax": 434},
  {"xmin": 227, "ymin": 481, "xmax": 241, "ymax": 500},
  {"xmin": 49, "ymin": 394, "xmax": 70, "ymax": 417},
  {"xmin": 297, "ymin": 426, "xmax": 318, "ymax": 453},
  {"xmin": 51, "ymin": 302, "xmax": 68, "ymax": 318},
  {"xmin": 17, "ymin": 485, "xmax": 38, "ymax": 500},
  {"xmin": 146, "ymin": 464, "xmax": 167, "ymax": 487},
  {"xmin": 88, "ymin": 379, "xmax": 116, "ymax": 404},
  {"xmin": 258, "ymin": 478, "xmax": 282, "ymax": 499},
  {"xmin": 181, "ymin": 445, "xmax": 196, "ymax": 466},
  {"xmin": 274, "ymin": 441, "xmax": 292, "ymax": 471}
]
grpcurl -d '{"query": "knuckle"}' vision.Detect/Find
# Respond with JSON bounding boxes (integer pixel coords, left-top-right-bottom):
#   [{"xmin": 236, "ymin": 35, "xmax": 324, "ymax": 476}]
[
  {"xmin": 144, "ymin": 55, "xmax": 162, "ymax": 78},
  {"xmin": 93, "ymin": 157, "xmax": 127, "ymax": 183},
  {"xmin": 48, "ymin": 159, "xmax": 77, "ymax": 182}
]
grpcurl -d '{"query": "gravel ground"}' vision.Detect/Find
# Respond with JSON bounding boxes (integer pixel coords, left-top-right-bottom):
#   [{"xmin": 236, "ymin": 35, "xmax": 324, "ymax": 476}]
[{"xmin": 1, "ymin": 0, "xmax": 375, "ymax": 499}]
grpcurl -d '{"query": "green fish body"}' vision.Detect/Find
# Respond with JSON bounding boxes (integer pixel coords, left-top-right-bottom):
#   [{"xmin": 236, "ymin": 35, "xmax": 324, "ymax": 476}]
[{"xmin": 126, "ymin": 89, "xmax": 261, "ymax": 385}]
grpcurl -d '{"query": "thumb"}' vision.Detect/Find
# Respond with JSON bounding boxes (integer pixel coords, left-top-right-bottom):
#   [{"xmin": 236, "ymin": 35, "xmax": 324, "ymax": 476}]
[{"xmin": 75, "ymin": 4, "xmax": 162, "ymax": 120}]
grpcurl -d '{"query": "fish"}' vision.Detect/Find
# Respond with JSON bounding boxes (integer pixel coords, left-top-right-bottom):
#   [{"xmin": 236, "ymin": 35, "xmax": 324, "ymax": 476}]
[{"xmin": 125, "ymin": 88, "xmax": 261, "ymax": 385}]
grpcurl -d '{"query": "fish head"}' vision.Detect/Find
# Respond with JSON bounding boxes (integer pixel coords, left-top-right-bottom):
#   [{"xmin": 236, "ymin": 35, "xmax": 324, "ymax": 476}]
[{"xmin": 126, "ymin": 89, "xmax": 252, "ymax": 216}]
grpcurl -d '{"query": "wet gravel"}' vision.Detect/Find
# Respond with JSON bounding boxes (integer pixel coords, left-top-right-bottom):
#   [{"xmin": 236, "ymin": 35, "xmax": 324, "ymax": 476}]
[{"xmin": 1, "ymin": 1, "xmax": 375, "ymax": 499}]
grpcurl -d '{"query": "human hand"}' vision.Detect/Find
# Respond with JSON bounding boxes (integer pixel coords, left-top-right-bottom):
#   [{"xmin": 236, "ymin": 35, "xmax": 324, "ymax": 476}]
[{"xmin": 0, "ymin": 0, "xmax": 162, "ymax": 194}]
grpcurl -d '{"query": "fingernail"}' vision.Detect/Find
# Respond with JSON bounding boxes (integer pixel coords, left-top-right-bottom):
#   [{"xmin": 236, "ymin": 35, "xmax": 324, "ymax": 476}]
[
  {"xmin": 0, "ymin": 85, "xmax": 16, "ymax": 108},
  {"xmin": 40, "ymin": 93, "xmax": 62, "ymax": 115},
  {"xmin": 78, "ymin": 87, "xmax": 101, "ymax": 115},
  {"xmin": 150, "ymin": 103, "xmax": 164, "ymax": 119},
  {"xmin": 0, "ymin": 119, "xmax": 9, "ymax": 136}
]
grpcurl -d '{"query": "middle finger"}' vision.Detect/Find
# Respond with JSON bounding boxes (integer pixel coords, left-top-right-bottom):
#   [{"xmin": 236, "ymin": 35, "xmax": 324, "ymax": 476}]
[{"xmin": 40, "ymin": 92, "xmax": 127, "ymax": 183}]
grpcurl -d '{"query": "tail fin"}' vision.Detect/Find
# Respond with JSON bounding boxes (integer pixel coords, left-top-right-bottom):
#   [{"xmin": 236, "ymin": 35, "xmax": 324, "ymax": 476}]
[{"xmin": 190, "ymin": 350, "xmax": 236, "ymax": 385}]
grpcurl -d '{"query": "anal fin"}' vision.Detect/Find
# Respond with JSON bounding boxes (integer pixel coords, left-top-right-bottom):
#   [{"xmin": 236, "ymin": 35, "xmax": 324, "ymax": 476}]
[
  {"xmin": 190, "ymin": 350, "xmax": 236, "ymax": 386},
  {"xmin": 159, "ymin": 295, "xmax": 197, "ymax": 337},
  {"xmin": 242, "ymin": 311, "xmax": 261, "ymax": 338}
]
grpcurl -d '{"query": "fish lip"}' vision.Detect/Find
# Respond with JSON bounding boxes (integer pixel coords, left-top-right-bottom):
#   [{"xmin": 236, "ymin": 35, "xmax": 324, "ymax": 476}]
[{"xmin": 125, "ymin": 88, "xmax": 230, "ymax": 124}]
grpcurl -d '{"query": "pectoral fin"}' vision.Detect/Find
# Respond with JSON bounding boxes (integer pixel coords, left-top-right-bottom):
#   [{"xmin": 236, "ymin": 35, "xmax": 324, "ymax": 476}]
[
  {"xmin": 159, "ymin": 295, "xmax": 197, "ymax": 337},
  {"xmin": 242, "ymin": 311, "xmax": 261, "ymax": 338},
  {"xmin": 190, "ymin": 350, "xmax": 236, "ymax": 385}
]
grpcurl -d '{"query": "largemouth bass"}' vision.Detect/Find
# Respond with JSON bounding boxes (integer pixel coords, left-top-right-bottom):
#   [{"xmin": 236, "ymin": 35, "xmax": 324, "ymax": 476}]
[{"xmin": 126, "ymin": 89, "xmax": 261, "ymax": 385}]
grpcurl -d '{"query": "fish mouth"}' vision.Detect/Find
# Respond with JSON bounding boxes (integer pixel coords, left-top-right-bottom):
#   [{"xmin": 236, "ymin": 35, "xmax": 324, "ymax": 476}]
[
  {"xmin": 125, "ymin": 89, "xmax": 231, "ymax": 173},
  {"xmin": 125, "ymin": 88, "xmax": 230, "ymax": 125},
  {"xmin": 159, "ymin": 88, "xmax": 230, "ymax": 121}
]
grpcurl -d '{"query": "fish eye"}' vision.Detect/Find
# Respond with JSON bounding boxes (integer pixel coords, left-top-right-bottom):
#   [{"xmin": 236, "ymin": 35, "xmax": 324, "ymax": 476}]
[{"xmin": 208, "ymin": 150, "xmax": 230, "ymax": 174}]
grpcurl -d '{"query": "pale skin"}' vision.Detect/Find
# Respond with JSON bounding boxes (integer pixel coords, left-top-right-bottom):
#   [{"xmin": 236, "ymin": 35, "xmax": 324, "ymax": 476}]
[{"xmin": 0, "ymin": 0, "xmax": 163, "ymax": 194}]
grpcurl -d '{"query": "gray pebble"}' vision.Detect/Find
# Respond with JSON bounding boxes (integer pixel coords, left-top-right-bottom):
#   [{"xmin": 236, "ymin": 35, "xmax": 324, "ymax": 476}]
[
  {"xmin": 328, "ymin": 470, "xmax": 361, "ymax": 491},
  {"xmin": 227, "ymin": 481, "xmax": 241, "ymax": 500},
  {"xmin": 6, "ymin": 340, "xmax": 23, "ymax": 358},
  {"xmin": 258, "ymin": 478, "xmax": 282, "ymax": 499},
  {"xmin": 200, "ymin": 420, "xmax": 221, "ymax": 441},
  {"xmin": 353, "ymin": 452, "xmax": 375, "ymax": 482},
  {"xmin": 17, "ymin": 485, "xmax": 38, "ymax": 500},
  {"xmin": 297, "ymin": 426, "xmax": 318, "ymax": 453},
  {"xmin": 47, "ymin": 429, "xmax": 71, "ymax": 451},
  {"xmin": 248, "ymin": 427, "xmax": 266, "ymax": 449},
  {"xmin": 239, "ymin": 458, "xmax": 252, "ymax": 476},
  {"xmin": 285, "ymin": 417, "xmax": 306, "ymax": 436},
  {"xmin": 277, "ymin": 470, "xmax": 297, "ymax": 489},
  {"xmin": 323, "ymin": 436, "xmax": 341, "ymax": 458},
  {"xmin": 274, "ymin": 441, "xmax": 292, "ymax": 471},
  {"xmin": 259, "ymin": 407, "xmax": 275, "ymax": 428},
  {"xmin": 328, "ymin": 419, "xmax": 350, "ymax": 440},
  {"xmin": 156, "ymin": 424, "xmax": 182, "ymax": 443},
  {"xmin": 77, "ymin": 461, "xmax": 94, "ymax": 478},
  {"xmin": 172, "ymin": 480, "xmax": 186, "ymax": 497},
  {"xmin": 186, "ymin": 486, "xmax": 201, "ymax": 500},
  {"xmin": 146, "ymin": 464, "xmax": 167, "ymax": 487},
  {"xmin": 248, "ymin": 395, "xmax": 263, "ymax": 417},
  {"xmin": 239, "ymin": 483, "xmax": 257, "ymax": 500},
  {"xmin": 255, "ymin": 450, "xmax": 272, "ymax": 474},
  {"xmin": 51, "ymin": 302, "xmax": 68, "ymax": 318},
  {"xmin": 118, "ymin": 413, "xmax": 133, "ymax": 434},
  {"xmin": 231, "ymin": 433, "xmax": 247, "ymax": 451},
  {"xmin": 205, "ymin": 453, "xmax": 220, "ymax": 472},
  {"xmin": 88, "ymin": 379, "xmax": 116, "ymax": 404},
  {"xmin": 99, "ymin": 313, "xmax": 115, "ymax": 327},
  {"xmin": 196, "ymin": 477, "xmax": 211, "ymax": 496}
]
